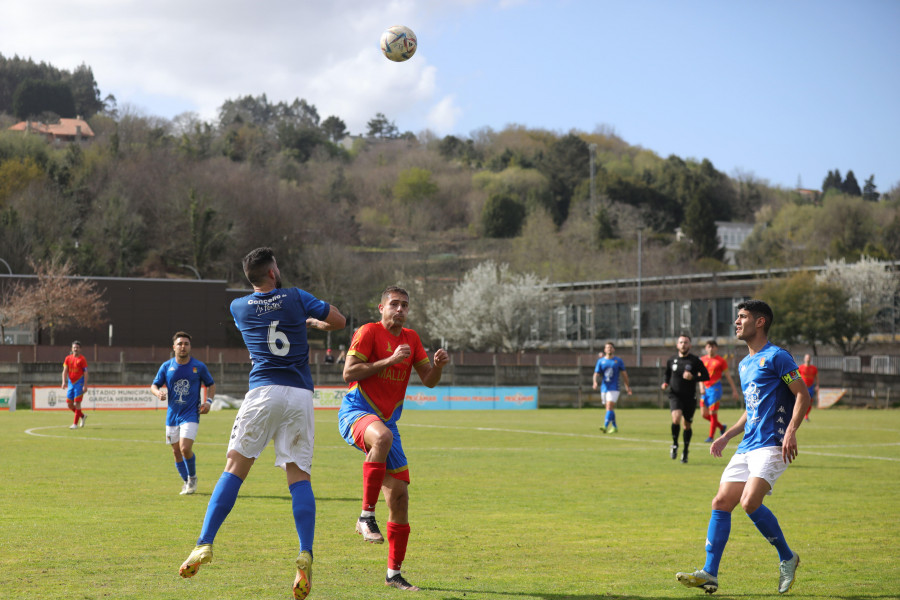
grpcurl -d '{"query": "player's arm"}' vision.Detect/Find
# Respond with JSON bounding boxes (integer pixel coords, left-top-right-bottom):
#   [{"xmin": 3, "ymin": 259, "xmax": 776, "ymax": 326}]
[
  {"xmin": 200, "ymin": 383, "xmax": 215, "ymax": 414},
  {"xmin": 697, "ymin": 358, "xmax": 711, "ymax": 382},
  {"xmin": 710, "ymin": 410, "xmax": 748, "ymax": 458},
  {"xmin": 781, "ymin": 378, "xmax": 811, "ymax": 464},
  {"xmin": 621, "ymin": 370, "xmax": 632, "ymax": 395},
  {"xmin": 342, "ymin": 345, "xmax": 410, "ymax": 384},
  {"xmin": 415, "ymin": 349, "xmax": 449, "ymax": 388},
  {"xmin": 592, "ymin": 369, "xmax": 600, "ymax": 390},
  {"xmin": 724, "ymin": 369, "xmax": 740, "ymax": 398},
  {"xmin": 306, "ymin": 305, "xmax": 346, "ymax": 331},
  {"xmin": 61, "ymin": 362, "xmax": 68, "ymax": 388},
  {"xmin": 150, "ymin": 382, "xmax": 167, "ymax": 402}
]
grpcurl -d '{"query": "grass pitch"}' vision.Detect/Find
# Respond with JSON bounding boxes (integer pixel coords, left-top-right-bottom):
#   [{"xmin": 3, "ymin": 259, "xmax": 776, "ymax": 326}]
[{"xmin": 1, "ymin": 406, "xmax": 898, "ymax": 600}]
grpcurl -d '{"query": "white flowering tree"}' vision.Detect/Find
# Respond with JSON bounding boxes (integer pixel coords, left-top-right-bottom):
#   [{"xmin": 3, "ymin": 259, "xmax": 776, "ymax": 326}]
[{"xmin": 426, "ymin": 261, "xmax": 556, "ymax": 352}]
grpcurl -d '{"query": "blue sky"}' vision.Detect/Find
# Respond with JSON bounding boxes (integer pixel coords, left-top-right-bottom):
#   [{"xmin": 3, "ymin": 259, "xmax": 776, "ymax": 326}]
[{"xmin": 3, "ymin": 0, "xmax": 898, "ymax": 191}]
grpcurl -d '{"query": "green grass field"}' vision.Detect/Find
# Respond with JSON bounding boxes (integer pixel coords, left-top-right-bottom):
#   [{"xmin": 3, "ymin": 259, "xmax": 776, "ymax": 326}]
[{"xmin": 1, "ymin": 406, "xmax": 898, "ymax": 600}]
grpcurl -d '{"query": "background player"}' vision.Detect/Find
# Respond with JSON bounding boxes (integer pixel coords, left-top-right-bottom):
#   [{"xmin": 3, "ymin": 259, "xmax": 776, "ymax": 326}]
[
  {"xmin": 798, "ymin": 354, "xmax": 818, "ymax": 421},
  {"xmin": 699, "ymin": 340, "xmax": 740, "ymax": 442},
  {"xmin": 661, "ymin": 334, "xmax": 710, "ymax": 463},
  {"xmin": 179, "ymin": 247, "xmax": 345, "ymax": 600},
  {"xmin": 592, "ymin": 342, "xmax": 632, "ymax": 433},
  {"xmin": 150, "ymin": 331, "xmax": 215, "ymax": 495},
  {"xmin": 61, "ymin": 340, "xmax": 88, "ymax": 429},
  {"xmin": 338, "ymin": 286, "xmax": 449, "ymax": 591},
  {"xmin": 677, "ymin": 299, "xmax": 809, "ymax": 594}
]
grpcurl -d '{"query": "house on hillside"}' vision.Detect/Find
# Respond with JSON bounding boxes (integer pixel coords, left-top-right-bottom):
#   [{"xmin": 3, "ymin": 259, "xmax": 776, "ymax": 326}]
[{"xmin": 8, "ymin": 117, "xmax": 95, "ymax": 143}]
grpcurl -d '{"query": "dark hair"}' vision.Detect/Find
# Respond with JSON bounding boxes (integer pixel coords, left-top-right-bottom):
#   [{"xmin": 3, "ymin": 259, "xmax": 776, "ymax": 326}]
[
  {"xmin": 381, "ymin": 285, "xmax": 409, "ymax": 303},
  {"xmin": 71, "ymin": 340, "xmax": 81, "ymax": 346},
  {"xmin": 705, "ymin": 339, "xmax": 718, "ymax": 347},
  {"xmin": 605, "ymin": 341, "xmax": 616, "ymax": 349},
  {"xmin": 678, "ymin": 333, "xmax": 692, "ymax": 341},
  {"xmin": 737, "ymin": 299, "xmax": 774, "ymax": 333},
  {"xmin": 173, "ymin": 331, "xmax": 192, "ymax": 342},
  {"xmin": 242, "ymin": 247, "xmax": 276, "ymax": 286}
]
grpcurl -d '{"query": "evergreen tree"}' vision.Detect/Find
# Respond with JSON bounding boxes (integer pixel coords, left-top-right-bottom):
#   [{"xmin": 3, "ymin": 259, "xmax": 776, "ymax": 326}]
[
  {"xmin": 681, "ymin": 184, "xmax": 724, "ymax": 260},
  {"xmin": 862, "ymin": 174, "xmax": 879, "ymax": 202},
  {"xmin": 842, "ymin": 170, "xmax": 862, "ymax": 196},
  {"xmin": 822, "ymin": 169, "xmax": 842, "ymax": 193}
]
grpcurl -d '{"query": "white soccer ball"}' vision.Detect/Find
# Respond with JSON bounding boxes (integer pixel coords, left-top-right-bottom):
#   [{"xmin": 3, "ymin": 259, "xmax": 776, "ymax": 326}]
[{"xmin": 380, "ymin": 25, "xmax": 417, "ymax": 62}]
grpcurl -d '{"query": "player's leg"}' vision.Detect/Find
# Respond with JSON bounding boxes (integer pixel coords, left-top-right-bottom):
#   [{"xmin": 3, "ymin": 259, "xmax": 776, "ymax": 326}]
[
  {"xmin": 181, "ymin": 387, "xmax": 271, "ymax": 578},
  {"xmin": 669, "ymin": 401, "xmax": 683, "ymax": 459},
  {"xmin": 676, "ymin": 456, "xmax": 746, "ymax": 593},
  {"xmin": 741, "ymin": 448, "xmax": 798, "ymax": 593},
  {"xmin": 680, "ymin": 400, "xmax": 695, "ymax": 463},
  {"xmin": 353, "ymin": 417, "xmax": 391, "ymax": 543},
  {"xmin": 378, "ymin": 428, "xmax": 418, "ymax": 590},
  {"xmin": 179, "ymin": 423, "xmax": 199, "ymax": 493},
  {"xmin": 604, "ymin": 393, "xmax": 619, "ymax": 433},
  {"xmin": 168, "ymin": 426, "xmax": 190, "ymax": 493}
]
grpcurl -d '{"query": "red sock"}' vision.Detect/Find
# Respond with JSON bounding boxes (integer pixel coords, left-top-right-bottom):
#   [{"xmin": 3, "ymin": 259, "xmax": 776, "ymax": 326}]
[
  {"xmin": 709, "ymin": 414, "xmax": 720, "ymax": 438},
  {"xmin": 362, "ymin": 462, "xmax": 386, "ymax": 512},
  {"xmin": 74, "ymin": 409, "xmax": 83, "ymax": 425},
  {"xmin": 386, "ymin": 521, "xmax": 410, "ymax": 570}
]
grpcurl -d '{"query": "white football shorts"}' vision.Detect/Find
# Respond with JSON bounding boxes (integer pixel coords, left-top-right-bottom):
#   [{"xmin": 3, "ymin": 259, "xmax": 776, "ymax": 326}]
[
  {"xmin": 601, "ymin": 391, "xmax": 621, "ymax": 404},
  {"xmin": 720, "ymin": 445, "xmax": 790, "ymax": 494},
  {"xmin": 227, "ymin": 385, "xmax": 315, "ymax": 474},
  {"xmin": 166, "ymin": 421, "xmax": 199, "ymax": 445}
]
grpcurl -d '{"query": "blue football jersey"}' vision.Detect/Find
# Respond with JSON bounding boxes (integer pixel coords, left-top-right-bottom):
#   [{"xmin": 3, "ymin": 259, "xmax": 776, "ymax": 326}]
[
  {"xmin": 152, "ymin": 357, "xmax": 215, "ymax": 426},
  {"xmin": 230, "ymin": 287, "xmax": 330, "ymax": 391},
  {"xmin": 736, "ymin": 342, "xmax": 802, "ymax": 453},
  {"xmin": 594, "ymin": 356, "xmax": 626, "ymax": 393}
]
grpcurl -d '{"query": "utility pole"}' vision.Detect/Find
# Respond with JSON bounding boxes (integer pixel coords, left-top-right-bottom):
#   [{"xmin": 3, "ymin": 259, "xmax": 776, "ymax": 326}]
[{"xmin": 589, "ymin": 143, "xmax": 597, "ymax": 217}]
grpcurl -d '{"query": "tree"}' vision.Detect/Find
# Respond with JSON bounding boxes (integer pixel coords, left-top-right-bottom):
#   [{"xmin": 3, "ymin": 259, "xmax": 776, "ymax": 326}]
[
  {"xmin": 321, "ymin": 115, "xmax": 348, "ymax": 143},
  {"xmin": 681, "ymin": 184, "xmax": 724, "ymax": 260},
  {"xmin": 841, "ymin": 170, "xmax": 862, "ymax": 196},
  {"xmin": 862, "ymin": 174, "xmax": 879, "ymax": 202},
  {"xmin": 822, "ymin": 169, "xmax": 842, "ymax": 193},
  {"xmin": 67, "ymin": 63, "xmax": 104, "ymax": 118},
  {"xmin": 481, "ymin": 193, "xmax": 525, "ymax": 238},
  {"xmin": 1, "ymin": 257, "xmax": 108, "ymax": 344},
  {"xmin": 757, "ymin": 272, "xmax": 869, "ymax": 356},
  {"xmin": 816, "ymin": 255, "xmax": 899, "ymax": 341},
  {"xmin": 366, "ymin": 112, "xmax": 399, "ymax": 139},
  {"xmin": 426, "ymin": 261, "xmax": 557, "ymax": 352},
  {"xmin": 12, "ymin": 79, "xmax": 76, "ymax": 120},
  {"xmin": 536, "ymin": 133, "xmax": 589, "ymax": 225},
  {"xmin": 393, "ymin": 167, "xmax": 438, "ymax": 206}
]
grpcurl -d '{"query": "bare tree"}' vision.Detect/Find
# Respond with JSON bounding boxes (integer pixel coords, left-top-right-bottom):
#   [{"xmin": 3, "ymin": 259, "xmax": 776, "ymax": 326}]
[{"xmin": 2, "ymin": 258, "xmax": 108, "ymax": 344}]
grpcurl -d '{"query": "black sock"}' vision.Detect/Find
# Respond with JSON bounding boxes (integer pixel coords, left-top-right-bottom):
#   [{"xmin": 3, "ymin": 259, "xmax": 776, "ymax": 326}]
[
  {"xmin": 671, "ymin": 423, "xmax": 680, "ymax": 445},
  {"xmin": 683, "ymin": 428, "xmax": 693, "ymax": 450}
]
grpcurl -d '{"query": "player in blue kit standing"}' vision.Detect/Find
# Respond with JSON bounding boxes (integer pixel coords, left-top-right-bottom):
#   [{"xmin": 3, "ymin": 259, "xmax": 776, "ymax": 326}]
[
  {"xmin": 676, "ymin": 300, "xmax": 810, "ymax": 595},
  {"xmin": 179, "ymin": 247, "xmax": 345, "ymax": 600},
  {"xmin": 592, "ymin": 342, "xmax": 631, "ymax": 433},
  {"xmin": 150, "ymin": 331, "xmax": 216, "ymax": 495}
]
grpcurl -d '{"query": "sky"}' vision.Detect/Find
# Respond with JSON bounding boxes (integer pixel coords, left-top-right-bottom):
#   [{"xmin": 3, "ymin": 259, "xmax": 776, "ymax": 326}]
[{"xmin": 2, "ymin": 0, "xmax": 898, "ymax": 191}]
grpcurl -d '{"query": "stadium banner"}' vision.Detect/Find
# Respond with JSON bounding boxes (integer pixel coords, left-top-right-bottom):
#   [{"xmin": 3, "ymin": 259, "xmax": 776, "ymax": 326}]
[
  {"xmin": 0, "ymin": 386, "xmax": 16, "ymax": 411},
  {"xmin": 32, "ymin": 385, "xmax": 169, "ymax": 411},
  {"xmin": 314, "ymin": 386, "xmax": 538, "ymax": 410}
]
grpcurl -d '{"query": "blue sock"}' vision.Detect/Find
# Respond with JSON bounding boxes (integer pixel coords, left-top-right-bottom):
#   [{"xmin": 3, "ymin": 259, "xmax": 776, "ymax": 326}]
[
  {"xmin": 702, "ymin": 509, "xmax": 731, "ymax": 576},
  {"xmin": 197, "ymin": 471, "xmax": 243, "ymax": 545},
  {"xmin": 605, "ymin": 409, "xmax": 614, "ymax": 427},
  {"xmin": 748, "ymin": 505, "xmax": 793, "ymax": 561},
  {"xmin": 186, "ymin": 454, "xmax": 196, "ymax": 477},
  {"xmin": 290, "ymin": 480, "xmax": 316, "ymax": 555},
  {"xmin": 175, "ymin": 460, "xmax": 189, "ymax": 481}
]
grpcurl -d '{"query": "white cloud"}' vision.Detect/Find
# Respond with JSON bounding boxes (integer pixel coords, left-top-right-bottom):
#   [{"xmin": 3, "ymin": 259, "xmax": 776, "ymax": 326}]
[{"xmin": 426, "ymin": 95, "xmax": 463, "ymax": 134}]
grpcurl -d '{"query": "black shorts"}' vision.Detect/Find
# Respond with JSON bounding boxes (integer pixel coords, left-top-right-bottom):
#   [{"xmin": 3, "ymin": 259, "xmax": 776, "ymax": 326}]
[{"xmin": 669, "ymin": 394, "xmax": 697, "ymax": 422}]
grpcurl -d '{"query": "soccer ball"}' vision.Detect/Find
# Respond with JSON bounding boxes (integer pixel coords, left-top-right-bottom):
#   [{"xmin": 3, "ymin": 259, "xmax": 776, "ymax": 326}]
[{"xmin": 380, "ymin": 25, "xmax": 417, "ymax": 62}]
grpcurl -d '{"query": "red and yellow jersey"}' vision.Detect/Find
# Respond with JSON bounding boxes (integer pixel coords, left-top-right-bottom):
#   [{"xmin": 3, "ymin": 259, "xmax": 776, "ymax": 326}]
[
  {"xmin": 346, "ymin": 322, "xmax": 428, "ymax": 421},
  {"xmin": 64, "ymin": 354, "xmax": 88, "ymax": 383},
  {"xmin": 701, "ymin": 354, "xmax": 728, "ymax": 386},
  {"xmin": 798, "ymin": 364, "xmax": 818, "ymax": 386}
]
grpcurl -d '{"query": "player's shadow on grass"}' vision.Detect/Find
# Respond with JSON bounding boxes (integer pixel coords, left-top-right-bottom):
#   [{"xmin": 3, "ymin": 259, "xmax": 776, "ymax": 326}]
[
  {"xmin": 235, "ymin": 494, "xmax": 358, "ymax": 502},
  {"xmin": 429, "ymin": 592, "xmax": 899, "ymax": 600}
]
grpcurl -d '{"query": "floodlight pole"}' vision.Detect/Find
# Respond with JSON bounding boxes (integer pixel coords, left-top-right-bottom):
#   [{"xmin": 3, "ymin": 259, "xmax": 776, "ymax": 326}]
[{"xmin": 636, "ymin": 227, "xmax": 643, "ymax": 367}]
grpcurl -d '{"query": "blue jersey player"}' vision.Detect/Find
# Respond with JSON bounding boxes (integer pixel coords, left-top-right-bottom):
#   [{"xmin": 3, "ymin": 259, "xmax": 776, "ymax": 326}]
[
  {"xmin": 151, "ymin": 331, "xmax": 215, "ymax": 495},
  {"xmin": 179, "ymin": 247, "xmax": 345, "ymax": 600},
  {"xmin": 676, "ymin": 300, "xmax": 810, "ymax": 595},
  {"xmin": 592, "ymin": 342, "xmax": 631, "ymax": 433}
]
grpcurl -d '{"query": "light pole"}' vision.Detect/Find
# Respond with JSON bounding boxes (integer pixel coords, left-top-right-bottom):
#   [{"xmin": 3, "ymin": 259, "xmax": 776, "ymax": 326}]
[
  {"xmin": 636, "ymin": 227, "xmax": 643, "ymax": 367},
  {"xmin": 589, "ymin": 143, "xmax": 597, "ymax": 217}
]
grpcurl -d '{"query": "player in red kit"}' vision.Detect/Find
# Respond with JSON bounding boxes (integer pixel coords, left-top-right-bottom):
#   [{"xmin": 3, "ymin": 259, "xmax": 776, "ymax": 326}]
[
  {"xmin": 62, "ymin": 341, "xmax": 88, "ymax": 429},
  {"xmin": 699, "ymin": 340, "xmax": 740, "ymax": 442},
  {"xmin": 338, "ymin": 286, "xmax": 449, "ymax": 591}
]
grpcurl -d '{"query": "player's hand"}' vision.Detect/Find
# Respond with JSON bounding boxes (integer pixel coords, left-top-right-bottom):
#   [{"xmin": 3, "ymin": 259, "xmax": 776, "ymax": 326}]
[
  {"xmin": 626, "ymin": 387, "xmax": 632, "ymax": 395},
  {"xmin": 682, "ymin": 371, "xmax": 694, "ymax": 380},
  {"xmin": 158, "ymin": 389, "xmax": 167, "ymax": 402},
  {"xmin": 709, "ymin": 436, "xmax": 728, "ymax": 458},
  {"xmin": 661, "ymin": 382, "xmax": 668, "ymax": 390},
  {"xmin": 199, "ymin": 402, "xmax": 211, "ymax": 415},
  {"xmin": 592, "ymin": 382, "xmax": 598, "ymax": 390},
  {"xmin": 433, "ymin": 348, "xmax": 449, "ymax": 368},
  {"xmin": 391, "ymin": 344, "xmax": 412, "ymax": 363},
  {"xmin": 781, "ymin": 430, "xmax": 798, "ymax": 464}
]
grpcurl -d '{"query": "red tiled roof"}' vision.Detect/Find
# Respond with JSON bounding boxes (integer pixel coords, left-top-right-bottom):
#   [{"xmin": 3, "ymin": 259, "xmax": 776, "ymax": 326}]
[{"xmin": 8, "ymin": 118, "xmax": 95, "ymax": 138}]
